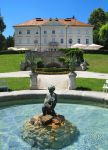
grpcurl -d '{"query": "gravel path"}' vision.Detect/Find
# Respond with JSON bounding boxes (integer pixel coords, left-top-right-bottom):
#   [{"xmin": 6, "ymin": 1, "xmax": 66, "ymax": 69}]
[{"xmin": 0, "ymin": 71, "xmax": 108, "ymax": 79}]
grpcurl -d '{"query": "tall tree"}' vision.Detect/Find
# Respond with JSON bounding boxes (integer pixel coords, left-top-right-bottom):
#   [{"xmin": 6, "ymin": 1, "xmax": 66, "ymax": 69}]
[
  {"xmin": 99, "ymin": 23, "xmax": 108, "ymax": 48},
  {"xmin": 105, "ymin": 12, "xmax": 108, "ymax": 22},
  {"xmin": 0, "ymin": 15, "xmax": 6, "ymax": 33},
  {"xmin": 6, "ymin": 36, "xmax": 14, "ymax": 48},
  {"xmin": 0, "ymin": 14, "xmax": 6, "ymax": 50},
  {"xmin": 88, "ymin": 8, "xmax": 106, "ymax": 44},
  {"xmin": 88, "ymin": 8, "xmax": 106, "ymax": 30},
  {"xmin": 0, "ymin": 34, "xmax": 6, "ymax": 50}
]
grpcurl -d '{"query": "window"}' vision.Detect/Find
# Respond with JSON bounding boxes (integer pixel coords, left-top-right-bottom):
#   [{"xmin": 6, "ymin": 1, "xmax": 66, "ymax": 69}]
[
  {"xmin": 52, "ymin": 38, "xmax": 55, "ymax": 42},
  {"xmin": 77, "ymin": 39, "xmax": 80, "ymax": 44},
  {"xmin": 27, "ymin": 30, "xmax": 30, "ymax": 34},
  {"xmin": 68, "ymin": 29, "xmax": 72, "ymax": 34},
  {"xmin": 19, "ymin": 38, "xmax": 22, "ymax": 44},
  {"xmin": 44, "ymin": 38, "xmax": 47, "ymax": 44},
  {"xmin": 52, "ymin": 30, "xmax": 55, "ymax": 34},
  {"xmin": 77, "ymin": 30, "xmax": 80, "ymax": 34},
  {"xmin": 34, "ymin": 39, "xmax": 38, "ymax": 44},
  {"xmin": 69, "ymin": 39, "xmax": 72, "ymax": 44},
  {"xmin": 86, "ymin": 39, "xmax": 89, "ymax": 44},
  {"xmin": 61, "ymin": 39, "xmax": 64, "ymax": 44},
  {"xmin": 36, "ymin": 31, "xmax": 38, "ymax": 34},
  {"xmin": 27, "ymin": 38, "xmax": 30, "ymax": 44},
  {"xmin": 60, "ymin": 30, "xmax": 64, "ymax": 34},
  {"xmin": 86, "ymin": 30, "xmax": 89, "ymax": 34},
  {"xmin": 19, "ymin": 30, "xmax": 22, "ymax": 35},
  {"xmin": 44, "ymin": 30, "xmax": 47, "ymax": 34}
]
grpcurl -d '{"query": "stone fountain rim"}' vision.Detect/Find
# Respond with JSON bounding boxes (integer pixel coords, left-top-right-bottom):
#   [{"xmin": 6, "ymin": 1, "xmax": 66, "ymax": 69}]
[{"xmin": 0, "ymin": 90, "xmax": 108, "ymax": 107}]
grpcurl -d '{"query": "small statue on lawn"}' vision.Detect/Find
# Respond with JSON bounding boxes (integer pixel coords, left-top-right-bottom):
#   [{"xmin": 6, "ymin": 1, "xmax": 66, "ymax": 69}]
[{"xmin": 42, "ymin": 85, "xmax": 57, "ymax": 116}]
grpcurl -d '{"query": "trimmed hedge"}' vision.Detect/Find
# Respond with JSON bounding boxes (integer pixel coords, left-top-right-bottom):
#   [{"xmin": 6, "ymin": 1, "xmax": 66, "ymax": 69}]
[{"xmin": 36, "ymin": 68, "xmax": 69, "ymax": 72}]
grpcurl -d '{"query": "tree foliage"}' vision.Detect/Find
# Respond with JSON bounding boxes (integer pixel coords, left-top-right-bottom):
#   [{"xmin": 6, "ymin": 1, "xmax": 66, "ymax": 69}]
[
  {"xmin": 0, "ymin": 15, "xmax": 6, "ymax": 50},
  {"xmin": 0, "ymin": 16, "xmax": 6, "ymax": 33},
  {"xmin": 6, "ymin": 36, "xmax": 14, "ymax": 48},
  {"xmin": 88, "ymin": 8, "xmax": 108, "ymax": 46},
  {"xmin": 99, "ymin": 23, "xmax": 108, "ymax": 48},
  {"xmin": 88, "ymin": 8, "xmax": 106, "ymax": 30},
  {"xmin": 59, "ymin": 48, "xmax": 84, "ymax": 72},
  {"xmin": 105, "ymin": 12, "xmax": 108, "ymax": 23},
  {"xmin": 0, "ymin": 34, "xmax": 6, "ymax": 50}
]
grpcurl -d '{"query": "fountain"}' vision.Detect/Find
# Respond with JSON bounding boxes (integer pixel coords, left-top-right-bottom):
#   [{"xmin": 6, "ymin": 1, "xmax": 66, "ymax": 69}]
[
  {"xmin": 21, "ymin": 86, "xmax": 79, "ymax": 149},
  {"xmin": 0, "ymin": 95, "xmax": 108, "ymax": 149}
]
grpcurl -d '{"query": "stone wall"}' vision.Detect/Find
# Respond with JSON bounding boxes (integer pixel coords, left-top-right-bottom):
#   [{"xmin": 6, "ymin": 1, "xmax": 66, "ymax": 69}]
[{"xmin": 26, "ymin": 50, "xmax": 64, "ymax": 67}]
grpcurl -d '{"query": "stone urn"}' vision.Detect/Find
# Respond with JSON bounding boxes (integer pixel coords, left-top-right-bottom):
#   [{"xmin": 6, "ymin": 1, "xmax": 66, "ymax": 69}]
[
  {"xmin": 68, "ymin": 72, "xmax": 77, "ymax": 90},
  {"xmin": 30, "ymin": 72, "xmax": 38, "ymax": 90}
]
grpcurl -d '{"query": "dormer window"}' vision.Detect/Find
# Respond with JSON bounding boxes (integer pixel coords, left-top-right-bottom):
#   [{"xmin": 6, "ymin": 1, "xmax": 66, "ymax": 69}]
[
  {"xmin": 52, "ymin": 30, "xmax": 55, "ymax": 34},
  {"xmin": 27, "ymin": 30, "xmax": 30, "ymax": 34}
]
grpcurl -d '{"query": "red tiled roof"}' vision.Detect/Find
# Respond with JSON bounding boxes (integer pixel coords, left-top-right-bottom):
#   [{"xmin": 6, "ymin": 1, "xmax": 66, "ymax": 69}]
[{"xmin": 14, "ymin": 18, "xmax": 93, "ymax": 27}]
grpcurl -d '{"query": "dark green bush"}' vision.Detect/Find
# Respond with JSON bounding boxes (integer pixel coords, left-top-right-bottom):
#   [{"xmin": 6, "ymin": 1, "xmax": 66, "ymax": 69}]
[
  {"xmin": 36, "ymin": 68, "xmax": 69, "ymax": 72},
  {"xmin": 46, "ymin": 62, "xmax": 61, "ymax": 68},
  {"xmin": 37, "ymin": 60, "xmax": 44, "ymax": 68}
]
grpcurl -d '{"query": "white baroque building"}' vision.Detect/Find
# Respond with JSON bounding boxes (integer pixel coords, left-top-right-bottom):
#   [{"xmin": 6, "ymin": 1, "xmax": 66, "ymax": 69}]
[{"xmin": 13, "ymin": 18, "xmax": 93, "ymax": 51}]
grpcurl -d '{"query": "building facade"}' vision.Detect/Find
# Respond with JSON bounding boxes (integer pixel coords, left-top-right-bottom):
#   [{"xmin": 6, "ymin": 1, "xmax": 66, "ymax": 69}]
[{"xmin": 14, "ymin": 18, "xmax": 93, "ymax": 51}]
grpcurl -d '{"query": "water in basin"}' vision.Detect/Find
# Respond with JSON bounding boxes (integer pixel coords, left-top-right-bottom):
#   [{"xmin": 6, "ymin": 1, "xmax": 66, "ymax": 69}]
[{"xmin": 0, "ymin": 103, "xmax": 108, "ymax": 150}]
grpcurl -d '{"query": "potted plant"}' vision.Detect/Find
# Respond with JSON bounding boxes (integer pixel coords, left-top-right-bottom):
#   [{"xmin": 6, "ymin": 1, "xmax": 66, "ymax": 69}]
[
  {"xmin": 27, "ymin": 50, "xmax": 38, "ymax": 89},
  {"xmin": 59, "ymin": 48, "xmax": 79, "ymax": 90}
]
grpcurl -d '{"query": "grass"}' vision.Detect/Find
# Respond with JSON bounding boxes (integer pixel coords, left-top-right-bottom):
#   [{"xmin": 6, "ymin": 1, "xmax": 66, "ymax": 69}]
[
  {"xmin": 0, "ymin": 77, "xmax": 29, "ymax": 91},
  {"xmin": 76, "ymin": 78, "xmax": 105, "ymax": 91},
  {"xmin": 0, "ymin": 77, "xmax": 105, "ymax": 92},
  {"xmin": 84, "ymin": 54, "xmax": 108, "ymax": 73},
  {"xmin": 0, "ymin": 53, "xmax": 108, "ymax": 73},
  {"xmin": 0, "ymin": 54, "xmax": 24, "ymax": 73}
]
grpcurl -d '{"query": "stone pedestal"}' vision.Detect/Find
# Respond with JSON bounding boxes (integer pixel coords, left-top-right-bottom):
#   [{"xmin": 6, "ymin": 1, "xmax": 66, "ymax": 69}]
[
  {"xmin": 21, "ymin": 114, "xmax": 79, "ymax": 149},
  {"xmin": 68, "ymin": 72, "xmax": 77, "ymax": 90},
  {"xmin": 30, "ymin": 73, "xmax": 38, "ymax": 90}
]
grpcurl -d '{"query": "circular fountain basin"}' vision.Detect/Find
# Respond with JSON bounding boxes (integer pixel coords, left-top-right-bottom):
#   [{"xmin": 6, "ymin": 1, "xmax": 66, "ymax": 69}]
[{"xmin": 0, "ymin": 103, "xmax": 108, "ymax": 150}]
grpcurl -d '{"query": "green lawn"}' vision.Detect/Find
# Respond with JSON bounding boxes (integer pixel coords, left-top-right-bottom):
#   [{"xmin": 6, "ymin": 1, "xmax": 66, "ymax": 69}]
[
  {"xmin": 76, "ymin": 78, "xmax": 105, "ymax": 91},
  {"xmin": 0, "ymin": 77, "xmax": 29, "ymax": 91},
  {"xmin": 0, "ymin": 54, "xmax": 24, "ymax": 73},
  {"xmin": 84, "ymin": 54, "xmax": 108, "ymax": 73},
  {"xmin": 0, "ymin": 77, "xmax": 105, "ymax": 92},
  {"xmin": 0, "ymin": 53, "xmax": 108, "ymax": 73}
]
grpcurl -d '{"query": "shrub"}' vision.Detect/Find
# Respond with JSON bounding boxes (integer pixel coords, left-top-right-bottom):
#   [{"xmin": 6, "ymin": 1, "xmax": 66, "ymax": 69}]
[
  {"xmin": 46, "ymin": 62, "xmax": 61, "ymax": 68},
  {"xmin": 36, "ymin": 68, "xmax": 69, "ymax": 72}
]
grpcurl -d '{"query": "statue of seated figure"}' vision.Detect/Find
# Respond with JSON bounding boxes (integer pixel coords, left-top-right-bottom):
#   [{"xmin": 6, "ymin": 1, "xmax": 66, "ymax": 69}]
[{"xmin": 42, "ymin": 86, "xmax": 57, "ymax": 116}]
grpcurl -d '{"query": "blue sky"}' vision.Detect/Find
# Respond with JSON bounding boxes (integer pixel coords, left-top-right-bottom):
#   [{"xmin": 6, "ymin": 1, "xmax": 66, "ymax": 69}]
[{"xmin": 1, "ymin": 0, "xmax": 108, "ymax": 37}]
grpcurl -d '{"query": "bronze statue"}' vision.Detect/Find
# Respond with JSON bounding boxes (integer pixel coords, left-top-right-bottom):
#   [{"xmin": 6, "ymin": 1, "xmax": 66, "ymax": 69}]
[{"xmin": 42, "ymin": 86, "xmax": 57, "ymax": 116}]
